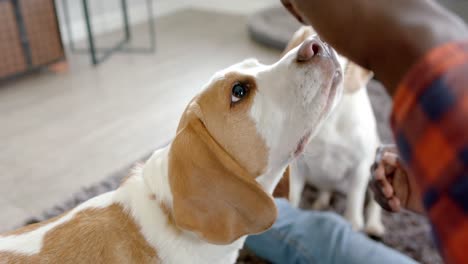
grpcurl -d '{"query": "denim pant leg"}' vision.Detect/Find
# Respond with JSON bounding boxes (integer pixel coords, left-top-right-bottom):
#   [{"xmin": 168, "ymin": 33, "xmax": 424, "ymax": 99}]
[{"xmin": 245, "ymin": 199, "xmax": 417, "ymax": 264}]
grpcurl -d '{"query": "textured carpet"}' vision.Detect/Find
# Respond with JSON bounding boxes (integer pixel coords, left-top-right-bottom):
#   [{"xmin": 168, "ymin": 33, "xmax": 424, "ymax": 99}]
[{"xmin": 23, "ymin": 81, "xmax": 441, "ymax": 264}]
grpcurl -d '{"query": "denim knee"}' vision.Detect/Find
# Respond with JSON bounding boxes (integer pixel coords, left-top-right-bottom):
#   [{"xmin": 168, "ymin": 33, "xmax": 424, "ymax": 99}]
[
  {"xmin": 299, "ymin": 211, "xmax": 350, "ymax": 233},
  {"xmin": 247, "ymin": 201, "xmax": 418, "ymax": 264}
]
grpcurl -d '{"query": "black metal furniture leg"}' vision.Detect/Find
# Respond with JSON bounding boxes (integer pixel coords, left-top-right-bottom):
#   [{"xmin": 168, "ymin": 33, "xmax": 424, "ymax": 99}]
[
  {"xmin": 62, "ymin": 0, "xmax": 156, "ymax": 65},
  {"xmin": 62, "ymin": 0, "xmax": 75, "ymax": 51},
  {"xmin": 81, "ymin": 0, "xmax": 97, "ymax": 65},
  {"xmin": 121, "ymin": 0, "xmax": 131, "ymax": 41}
]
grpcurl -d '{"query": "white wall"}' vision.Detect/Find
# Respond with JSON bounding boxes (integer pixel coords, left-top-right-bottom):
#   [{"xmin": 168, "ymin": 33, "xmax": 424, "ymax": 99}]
[{"xmin": 55, "ymin": 0, "xmax": 276, "ymax": 43}]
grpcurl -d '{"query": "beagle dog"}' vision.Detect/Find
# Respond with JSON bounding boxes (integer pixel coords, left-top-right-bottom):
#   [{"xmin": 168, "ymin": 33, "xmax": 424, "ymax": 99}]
[
  {"xmin": 286, "ymin": 26, "xmax": 385, "ymax": 237},
  {"xmin": 0, "ymin": 35, "xmax": 343, "ymax": 263}
]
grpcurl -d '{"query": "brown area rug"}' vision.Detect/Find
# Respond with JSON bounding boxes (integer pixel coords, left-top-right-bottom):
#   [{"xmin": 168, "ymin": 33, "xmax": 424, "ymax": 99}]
[{"xmin": 23, "ymin": 81, "xmax": 441, "ymax": 264}]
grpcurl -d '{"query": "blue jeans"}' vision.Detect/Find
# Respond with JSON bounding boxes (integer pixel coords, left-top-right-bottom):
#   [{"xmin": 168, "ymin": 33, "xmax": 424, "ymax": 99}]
[{"xmin": 246, "ymin": 199, "xmax": 417, "ymax": 264}]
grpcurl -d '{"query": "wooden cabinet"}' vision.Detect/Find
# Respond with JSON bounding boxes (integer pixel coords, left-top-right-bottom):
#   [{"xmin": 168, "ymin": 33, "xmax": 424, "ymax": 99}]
[
  {"xmin": 0, "ymin": 1, "xmax": 28, "ymax": 79},
  {"xmin": 0, "ymin": 0, "xmax": 65, "ymax": 81}
]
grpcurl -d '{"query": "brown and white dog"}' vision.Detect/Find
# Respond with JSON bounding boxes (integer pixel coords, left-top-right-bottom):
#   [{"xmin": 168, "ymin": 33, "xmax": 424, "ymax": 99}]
[
  {"xmin": 0, "ymin": 36, "xmax": 343, "ymax": 264},
  {"xmin": 285, "ymin": 26, "xmax": 385, "ymax": 236}
]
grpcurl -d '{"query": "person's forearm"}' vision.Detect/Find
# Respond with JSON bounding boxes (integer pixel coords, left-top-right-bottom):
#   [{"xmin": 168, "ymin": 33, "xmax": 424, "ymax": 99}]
[{"xmin": 282, "ymin": 0, "xmax": 468, "ymax": 94}]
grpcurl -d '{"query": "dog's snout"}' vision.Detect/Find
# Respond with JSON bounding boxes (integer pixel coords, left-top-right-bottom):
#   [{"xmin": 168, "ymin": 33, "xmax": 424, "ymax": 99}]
[{"xmin": 296, "ymin": 36, "xmax": 325, "ymax": 62}]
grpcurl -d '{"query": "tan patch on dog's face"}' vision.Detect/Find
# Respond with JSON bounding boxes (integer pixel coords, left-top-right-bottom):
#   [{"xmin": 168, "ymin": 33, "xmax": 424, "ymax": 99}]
[
  {"xmin": 0, "ymin": 204, "xmax": 159, "ymax": 263},
  {"xmin": 183, "ymin": 72, "xmax": 269, "ymax": 177},
  {"xmin": 167, "ymin": 70, "xmax": 277, "ymax": 244}
]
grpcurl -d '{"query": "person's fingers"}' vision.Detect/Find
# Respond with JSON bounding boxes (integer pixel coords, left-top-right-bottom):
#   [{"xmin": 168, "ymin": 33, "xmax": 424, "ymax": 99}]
[
  {"xmin": 382, "ymin": 153, "xmax": 401, "ymax": 178},
  {"xmin": 371, "ymin": 162, "xmax": 400, "ymax": 212},
  {"xmin": 371, "ymin": 145, "xmax": 408, "ymax": 213},
  {"xmin": 280, "ymin": 0, "xmax": 305, "ymax": 24},
  {"xmin": 388, "ymin": 197, "xmax": 402, "ymax": 212},
  {"xmin": 373, "ymin": 162, "xmax": 395, "ymax": 198},
  {"xmin": 373, "ymin": 163, "xmax": 386, "ymax": 180},
  {"xmin": 381, "ymin": 144, "xmax": 398, "ymax": 154},
  {"xmin": 380, "ymin": 177, "xmax": 394, "ymax": 198},
  {"xmin": 384, "ymin": 163, "xmax": 397, "ymax": 176},
  {"xmin": 370, "ymin": 179, "xmax": 394, "ymax": 212},
  {"xmin": 375, "ymin": 144, "xmax": 398, "ymax": 162},
  {"xmin": 382, "ymin": 152, "xmax": 399, "ymax": 167},
  {"xmin": 377, "ymin": 144, "xmax": 397, "ymax": 155},
  {"xmin": 375, "ymin": 150, "xmax": 425, "ymax": 214}
]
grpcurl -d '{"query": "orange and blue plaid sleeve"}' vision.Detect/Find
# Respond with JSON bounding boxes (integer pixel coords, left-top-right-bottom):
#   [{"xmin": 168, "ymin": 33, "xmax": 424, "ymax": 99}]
[{"xmin": 391, "ymin": 41, "xmax": 468, "ymax": 264}]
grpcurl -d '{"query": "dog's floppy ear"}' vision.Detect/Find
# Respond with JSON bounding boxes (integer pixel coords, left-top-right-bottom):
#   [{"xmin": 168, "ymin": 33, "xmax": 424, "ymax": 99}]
[
  {"xmin": 168, "ymin": 108, "xmax": 277, "ymax": 245},
  {"xmin": 344, "ymin": 62, "xmax": 374, "ymax": 93},
  {"xmin": 273, "ymin": 167, "xmax": 290, "ymax": 199}
]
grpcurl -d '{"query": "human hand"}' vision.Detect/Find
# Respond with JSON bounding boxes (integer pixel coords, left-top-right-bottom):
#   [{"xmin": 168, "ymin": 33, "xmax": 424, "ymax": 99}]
[{"xmin": 370, "ymin": 145, "xmax": 425, "ymax": 214}]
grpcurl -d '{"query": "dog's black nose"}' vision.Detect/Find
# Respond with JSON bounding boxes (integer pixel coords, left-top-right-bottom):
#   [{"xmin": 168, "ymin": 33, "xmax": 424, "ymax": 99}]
[{"xmin": 296, "ymin": 36, "xmax": 325, "ymax": 62}]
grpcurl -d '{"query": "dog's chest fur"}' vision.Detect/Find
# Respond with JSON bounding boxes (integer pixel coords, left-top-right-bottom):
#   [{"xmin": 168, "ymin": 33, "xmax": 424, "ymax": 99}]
[
  {"xmin": 298, "ymin": 88, "xmax": 379, "ymax": 192},
  {"xmin": 116, "ymin": 168, "xmax": 246, "ymax": 264}
]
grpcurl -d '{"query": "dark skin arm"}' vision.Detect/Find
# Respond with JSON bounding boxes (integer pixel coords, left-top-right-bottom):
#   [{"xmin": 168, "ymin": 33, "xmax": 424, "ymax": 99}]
[
  {"xmin": 280, "ymin": 0, "xmax": 468, "ymax": 215},
  {"xmin": 280, "ymin": 0, "xmax": 468, "ymax": 95}
]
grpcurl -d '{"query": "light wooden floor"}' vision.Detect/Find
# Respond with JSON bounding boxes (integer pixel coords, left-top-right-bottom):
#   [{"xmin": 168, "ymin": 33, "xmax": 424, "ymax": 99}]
[{"xmin": 0, "ymin": 8, "xmax": 279, "ymax": 231}]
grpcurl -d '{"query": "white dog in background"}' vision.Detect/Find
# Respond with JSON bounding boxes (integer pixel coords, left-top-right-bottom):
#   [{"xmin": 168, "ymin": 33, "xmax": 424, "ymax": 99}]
[{"xmin": 286, "ymin": 26, "xmax": 385, "ymax": 237}]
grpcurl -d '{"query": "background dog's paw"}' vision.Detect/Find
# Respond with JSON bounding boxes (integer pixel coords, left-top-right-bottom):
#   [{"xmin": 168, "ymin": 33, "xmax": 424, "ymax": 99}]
[
  {"xmin": 311, "ymin": 199, "xmax": 329, "ymax": 210},
  {"xmin": 364, "ymin": 221, "xmax": 386, "ymax": 238},
  {"xmin": 311, "ymin": 191, "xmax": 331, "ymax": 210},
  {"xmin": 346, "ymin": 215, "xmax": 364, "ymax": 231}
]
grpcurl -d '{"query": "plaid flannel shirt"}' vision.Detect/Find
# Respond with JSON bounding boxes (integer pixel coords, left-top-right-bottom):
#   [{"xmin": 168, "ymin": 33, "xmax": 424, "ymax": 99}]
[{"xmin": 391, "ymin": 42, "xmax": 468, "ymax": 264}]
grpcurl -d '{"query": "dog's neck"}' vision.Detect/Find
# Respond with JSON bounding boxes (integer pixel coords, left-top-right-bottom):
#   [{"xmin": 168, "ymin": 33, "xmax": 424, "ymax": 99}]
[
  {"xmin": 141, "ymin": 145, "xmax": 286, "ymax": 205},
  {"xmin": 257, "ymin": 165, "xmax": 289, "ymax": 195},
  {"xmin": 125, "ymin": 145, "xmax": 240, "ymax": 263},
  {"xmin": 129, "ymin": 145, "xmax": 284, "ymax": 263},
  {"xmin": 141, "ymin": 146, "xmax": 173, "ymax": 206}
]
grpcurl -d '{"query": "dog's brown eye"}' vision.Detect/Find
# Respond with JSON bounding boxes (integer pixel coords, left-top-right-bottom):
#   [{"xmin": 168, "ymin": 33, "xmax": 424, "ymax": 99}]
[{"xmin": 231, "ymin": 83, "xmax": 248, "ymax": 103}]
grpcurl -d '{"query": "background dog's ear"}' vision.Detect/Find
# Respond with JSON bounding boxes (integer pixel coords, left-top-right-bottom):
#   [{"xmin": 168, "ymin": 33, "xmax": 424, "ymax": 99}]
[
  {"xmin": 282, "ymin": 26, "xmax": 315, "ymax": 57},
  {"xmin": 273, "ymin": 167, "xmax": 290, "ymax": 199},
  {"xmin": 168, "ymin": 113, "xmax": 277, "ymax": 245},
  {"xmin": 344, "ymin": 62, "xmax": 374, "ymax": 93}
]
